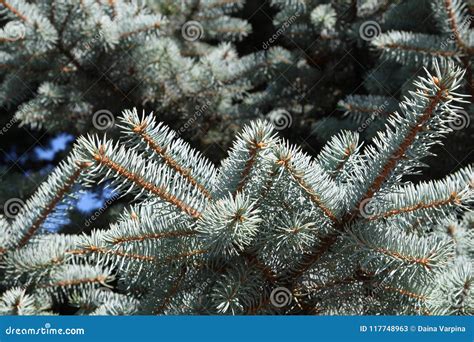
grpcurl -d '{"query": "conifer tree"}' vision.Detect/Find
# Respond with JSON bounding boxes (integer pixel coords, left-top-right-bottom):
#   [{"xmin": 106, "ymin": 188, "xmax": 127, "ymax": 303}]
[
  {"xmin": 0, "ymin": 0, "xmax": 258, "ymax": 142},
  {"xmin": 345, "ymin": 0, "xmax": 474, "ymax": 181},
  {"xmin": 261, "ymin": 0, "xmax": 403, "ymax": 138},
  {"xmin": 267, "ymin": 0, "xmax": 473, "ymax": 143},
  {"xmin": 0, "ymin": 61, "xmax": 472, "ymax": 315},
  {"xmin": 3, "ymin": 0, "xmax": 473, "ymax": 144}
]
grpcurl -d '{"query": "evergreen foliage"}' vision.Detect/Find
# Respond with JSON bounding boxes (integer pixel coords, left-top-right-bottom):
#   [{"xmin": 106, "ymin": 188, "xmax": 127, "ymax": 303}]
[
  {"xmin": 2, "ymin": 0, "xmax": 472, "ymax": 156},
  {"xmin": 0, "ymin": 61, "xmax": 472, "ymax": 315},
  {"xmin": 0, "ymin": 0, "xmax": 262, "ymax": 143},
  {"xmin": 268, "ymin": 0, "xmax": 474, "ymax": 144}
]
